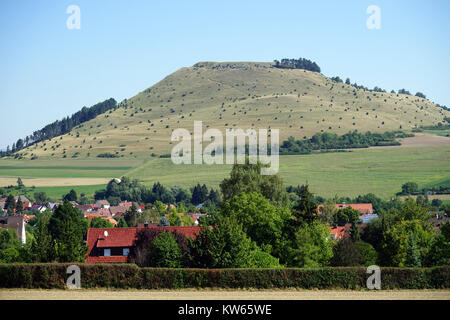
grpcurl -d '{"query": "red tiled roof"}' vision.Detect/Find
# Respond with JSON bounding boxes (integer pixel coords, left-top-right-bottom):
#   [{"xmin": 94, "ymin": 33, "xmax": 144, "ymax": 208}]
[
  {"xmin": 318, "ymin": 203, "xmax": 374, "ymax": 215},
  {"xmin": 97, "ymin": 208, "xmax": 111, "ymax": 217},
  {"xmin": 84, "ymin": 213, "xmax": 101, "ymax": 220},
  {"xmin": 119, "ymin": 202, "xmax": 132, "ymax": 207}
]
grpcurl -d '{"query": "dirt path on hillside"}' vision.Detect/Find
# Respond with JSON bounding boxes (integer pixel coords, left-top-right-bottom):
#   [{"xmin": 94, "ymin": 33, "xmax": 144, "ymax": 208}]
[{"xmin": 1, "ymin": 289, "xmax": 449, "ymax": 300}]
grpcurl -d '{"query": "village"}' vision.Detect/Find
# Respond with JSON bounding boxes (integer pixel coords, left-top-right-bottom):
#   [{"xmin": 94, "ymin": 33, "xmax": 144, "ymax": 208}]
[{"xmin": 1, "ymin": 192, "xmax": 448, "ymax": 264}]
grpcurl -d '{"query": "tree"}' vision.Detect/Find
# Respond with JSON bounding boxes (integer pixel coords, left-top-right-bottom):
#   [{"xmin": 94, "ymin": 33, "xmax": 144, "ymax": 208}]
[
  {"xmin": 154, "ymin": 201, "xmax": 166, "ymax": 215},
  {"xmin": 191, "ymin": 183, "xmax": 208, "ymax": 205},
  {"xmin": 317, "ymin": 200, "xmax": 336, "ymax": 224},
  {"xmin": 220, "ymin": 162, "xmax": 288, "ymax": 206},
  {"xmin": 334, "ymin": 207, "xmax": 360, "ymax": 226},
  {"xmin": 17, "ymin": 177, "xmax": 24, "ymax": 188},
  {"xmin": 189, "ymin": 217, "xmax": 255, "ymax": 268},
  {"xmin": 148, "ymin": 231, "xmax": 183, "ymax": 268},
  {"xmin": 63, "ymin": 189, "xmax": 78, "ymax": 202},
  {"xmin": 208, "ymin": 188, "xmax": 221, "ymax": 205},
  {"xmin": 381, "ymin": 219, "xmax": 434, "ymax": 267},
  {"xmin": 124, "ymin": 204, "xmax": 138, "ymax": 227},
  {"xmin": 289, "ymin": 220, "xmax": 333, "ymax": 267},
  {"xmin": 291, "ymin": 185, "xmax": 317, "ymax": 225},
  {"xmin": 15, "ymin": 196, "xmax": 23, "ymax": 214},
  {"xmin": 158, "ymin": 217, "xmax": 170, "ymax": 226},
  {"xmin": 355, "ymin": 241, "xmax": 378, "ymax": 266},
  {"xmin": 34, "ymin": 192, "xmax": 50, "ymax": 204},
  {"xmin": 90, "ymin": 217, "xmax": 113, "ymax": 228},
  {"xmin": 115, "ymin": 217, "xmax": 128, "ymax": 228},
  {"xmin": 219, "ymin": 192, "xmax": 290, "ymax": 256},
  {"xmin": 4, "ymin": 195, "xmax": 16, "ymax": 213},
  {"xmin": 48, "ymin": 201, "xmax": 88, "ymax": 262},
  {"xmin": 431, "ymin": 199, "xmax": 443, "ymax": 209},
  {"xmin": 350, "ymin": 223, "xmax": 360, "ymax": 241},
  {"xmin": 331, "ymin": 237, "xmax": 360, "ymax": 266},
  {"xmin": 415, "ymin": 92, "xmax": 426, "ymax": 99},
  {"xmin": 0, "ymin": 228, "xmax": 22, "ymax": 263},
  {"xmin": 31, "ymin": 211, "xmax": 55, "ymax": 262},
  {"xmin": 405, "ymin": 233, "xmax": 421, "ymax": 267},
  {"xmin": 401, "ymin": 182, "xmax": 418, "ymax": 195},
  {"xmin": 426, "ymin": 222, "xmax": 450, "ymax": 266}
]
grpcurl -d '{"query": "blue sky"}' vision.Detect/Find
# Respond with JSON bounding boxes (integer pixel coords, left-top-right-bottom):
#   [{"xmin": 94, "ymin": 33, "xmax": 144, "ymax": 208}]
[{"xmin": 1, "ymin": 0, "xmax": 449, "ymax": 148}]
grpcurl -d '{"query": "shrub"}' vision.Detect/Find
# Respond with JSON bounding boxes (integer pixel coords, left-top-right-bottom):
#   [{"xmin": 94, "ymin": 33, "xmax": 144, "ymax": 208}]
[{"xmin": 0, "ymin": 264, "xmax": 448, "ymax": 289}]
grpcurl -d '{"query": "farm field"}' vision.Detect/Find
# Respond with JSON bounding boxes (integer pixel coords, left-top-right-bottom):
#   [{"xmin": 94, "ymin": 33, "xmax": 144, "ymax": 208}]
[
  {"xmin": 0, "ymin": 144, "xmax": 449, "ymax": 200},
  {"xmin": 1, "ymin": 289, "xmax": 449, "ymax": 300}
]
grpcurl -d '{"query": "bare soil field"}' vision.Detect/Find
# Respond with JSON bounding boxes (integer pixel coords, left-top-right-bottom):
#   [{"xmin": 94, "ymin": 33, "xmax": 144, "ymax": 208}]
[
  {"xmin": 370, "ymin": 133, "xmax": 450, "ymax": 149},
  {"xmin": 0, "ymin": 177, "xmax": 110, "ymax": 187},
  {"xmin": 1, "ymin": 289, "xmax": 449, "ymax": 300}
]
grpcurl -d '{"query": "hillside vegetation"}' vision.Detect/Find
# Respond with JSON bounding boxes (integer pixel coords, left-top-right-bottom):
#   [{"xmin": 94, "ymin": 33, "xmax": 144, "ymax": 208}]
[{"xmin": 16, "ymin": 61, "xmax": 449, "ymax": 159}]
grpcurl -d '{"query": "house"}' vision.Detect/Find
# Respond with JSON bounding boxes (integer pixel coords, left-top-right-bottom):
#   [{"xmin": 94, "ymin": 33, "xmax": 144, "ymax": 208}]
[
  {"xmin": 109, "ymin": 206, "xmax": 129, "ymax": 217},
  {"xmin": 0, "ymin": 215, "xmax": 26, "ymax": 244},
  {"xmin": 47, "ymin": 203, "xmax": 60, "ymax": 211},
  {"xmin": 29, "ymin": 204, "xmax": 47, "ymax": 213},
  {"xmin": 318, "ymin": 203, "xmax": 374, "ymax": 215},
  {"xmin": 85, "ymin": 226, "xmax": 201, "ymax": 263},
  {"xmin": 74, "ymin": 204, "xmax": 98, "ymax": 214},
  {"xmin": 119, "ymin": 202, "xmax": 142, "ymax": 213},
  {"xmin": 329, "ymin": 223, "xmax": 351, "ymax": 240},
  {"xmin": 95, "ymin": 200, "xmax": 110, "ymax": 209},
  {"xmin": 428, "ymin": 216, "xmax": 450, "ymax": 232},
  {"xmin": 97, "ymin": 208, "xmax": 112, "ymax": 217},
  {"xmin": 14, "ymin": 195, "xmax": 32, "ymax": 209},
  {"xmin": 360, "ymin": 214, "xmax": 379, "ymax": 224}
]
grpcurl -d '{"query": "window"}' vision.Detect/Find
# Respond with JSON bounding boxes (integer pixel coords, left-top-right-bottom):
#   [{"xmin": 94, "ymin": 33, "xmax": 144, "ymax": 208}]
[
  {"xmin": 123, "ymin": 248, "xmax": 130, "ymax": 256},
  {"xmin": 104, "ymin": 248, "xmax": 111, "ymax": 256}
]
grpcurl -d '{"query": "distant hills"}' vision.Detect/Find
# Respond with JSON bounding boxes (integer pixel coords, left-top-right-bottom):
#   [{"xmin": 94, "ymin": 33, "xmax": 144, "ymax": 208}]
[{"xmin": 10, "ymin": 60, "xmax": 450, "ymax": 159}]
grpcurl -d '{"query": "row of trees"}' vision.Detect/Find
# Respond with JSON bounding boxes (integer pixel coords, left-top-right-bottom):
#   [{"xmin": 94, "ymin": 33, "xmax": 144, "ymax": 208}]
[
  {"xmin": 0, "ymin": 98, "xmax": 117, "ymax": 158},
  {"xmin": 280, "ymin": 130, "xmax": 410, "ymax": 155},
  {"xmin": 330, "ymin": 76, "xmax": 430, "ymax": 99},
  {"xmin": 94, "ymin": 178, "xmax": 221, "ymax": 210},
  {"xmin": 273, "ymin": 58, "xmax": 321, "ymax": 73}
]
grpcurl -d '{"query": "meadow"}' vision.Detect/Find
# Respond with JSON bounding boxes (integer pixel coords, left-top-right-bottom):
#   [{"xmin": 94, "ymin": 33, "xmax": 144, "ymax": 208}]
[{"xmin": 1, "ymin": 144, "xmax": 449, "ymax": 200}]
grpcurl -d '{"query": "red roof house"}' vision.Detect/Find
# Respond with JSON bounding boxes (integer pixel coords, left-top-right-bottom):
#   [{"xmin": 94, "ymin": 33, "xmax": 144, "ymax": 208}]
[
  {"xmin": 85, "ymin": 226, "xmax": 201, "ymax": 263},
  {"xmin": 318, "ymin": 203, "xmax": 374, "ymax": 215}
]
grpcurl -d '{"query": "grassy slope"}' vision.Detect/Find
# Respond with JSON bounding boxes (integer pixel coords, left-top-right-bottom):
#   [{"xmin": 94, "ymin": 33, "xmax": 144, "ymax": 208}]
[{"xmin": 17, "ymin": 62, "xmax": 449, "ymax": 159}]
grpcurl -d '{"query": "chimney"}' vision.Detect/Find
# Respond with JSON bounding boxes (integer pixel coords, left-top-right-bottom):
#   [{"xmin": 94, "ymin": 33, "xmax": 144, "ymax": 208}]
[{"xmin": 144, "ymin": 221, "xmax": 149, "ymax": 228}]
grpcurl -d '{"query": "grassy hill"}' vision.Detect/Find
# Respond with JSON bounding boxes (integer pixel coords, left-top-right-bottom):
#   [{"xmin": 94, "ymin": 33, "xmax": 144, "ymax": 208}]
[{"xmin": 17, "ymin": 61, "xmax": 449, "ymax": 159}]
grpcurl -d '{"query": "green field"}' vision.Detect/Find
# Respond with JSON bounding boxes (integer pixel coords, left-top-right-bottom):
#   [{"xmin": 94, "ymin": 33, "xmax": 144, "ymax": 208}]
[
  {"xmin": 0, "ymin": 159, "xmax": 141, "ymax": 178},
  {"xmin": 1, "ymin": 145, "xmax": 449, "ymax": 200}
]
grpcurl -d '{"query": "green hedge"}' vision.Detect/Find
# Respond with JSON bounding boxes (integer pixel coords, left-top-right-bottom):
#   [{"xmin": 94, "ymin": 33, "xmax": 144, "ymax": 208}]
[{"xmin": 0, "ymin": 264, "xmax": 448, "ymax": 289}]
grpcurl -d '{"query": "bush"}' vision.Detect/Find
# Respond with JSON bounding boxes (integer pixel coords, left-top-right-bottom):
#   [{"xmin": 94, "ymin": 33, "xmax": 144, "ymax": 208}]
[
  {"xmin": 0, "ymin": 264, "xmax": 448, "ymax": 289},
  {"xmin": 97, "ymin": 153, "xmax": 119, "ymax": 158}
]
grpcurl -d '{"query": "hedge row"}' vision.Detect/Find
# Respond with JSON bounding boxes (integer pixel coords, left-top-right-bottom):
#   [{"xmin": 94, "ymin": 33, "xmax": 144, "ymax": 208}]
[{"xmin": 0, "ymin": 264, "xmax": 448, "ymax": 289}]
